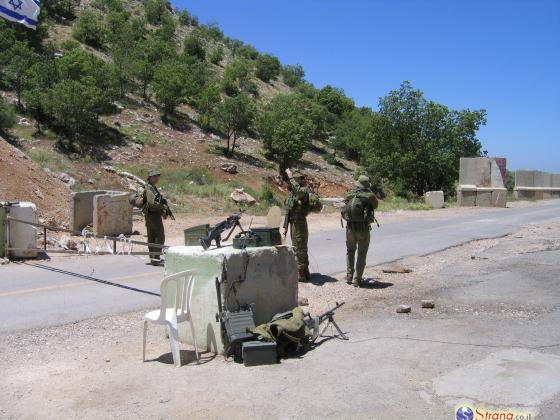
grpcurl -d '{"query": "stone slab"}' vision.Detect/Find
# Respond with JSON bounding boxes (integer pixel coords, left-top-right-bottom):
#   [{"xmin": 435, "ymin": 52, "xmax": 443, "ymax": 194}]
[
  {"xmin": 491, "ymin": 190, "xmax": 507, "ymax": 208},
  {"xmin": 164, "ymin": 245, "xmax": 298, "ymax": 353},
  {"xmin": 533, "ymin": 171, "xmax": 545, "ymax": 188},
  {"xmin": 490, "ymin": 158, "xmax": 506, "ymax": 189},
  {"xmin": 459, "ymin": 158, "xmax": 478, "ymax": 185},
  {"xmin": 542, "ymin": 173, "xmax": 552, "ymax": 188},
  {"xmin": 93, "ymin": 193, "xmax": 132, "ymax": 236},
  {"xmin": 553, "ymin": 174, "xmax": 560, "ymax": 188},
  {"xmin": 457, "ymin": 190, "xmax": 476, "ymax": 207},
  {"xmin": 71, "ymin": 190, "xmax": 108, "ymax": 231},
  {"xmin": 424, "ymin": 191, "xmax": 444, "ymax": 209},
  {"xmin": 475, "ymin": 190, "xmax": 493, "ymax": 207}
]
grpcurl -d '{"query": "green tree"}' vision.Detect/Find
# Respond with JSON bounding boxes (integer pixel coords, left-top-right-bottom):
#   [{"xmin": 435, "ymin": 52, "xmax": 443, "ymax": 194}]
[
  {"xmin": 316, "ymin": 85, "xmax": 354, "ymax": 117},
  {"xmin": 255, "ymin": 54, "xmax": 280, "ymax": 82},
  {"xmin": 22, "ymin": 55, "xmax": 58, "ymax": 132},
  {"xmin": 44, "ymin": 79, "xmax": 103, "ymax": 141},
  {"xmin": 4, "ymin": 41, "xmax": 37, "ymax": 108},
  {"xmin": 44, "ymin": 0, "xmax": 75, "ymax": 19},
  {"xmin": 282, "ymin": 64, "xmax": 305, "ymax": 87},
  {"xmin": 143, "ymin": 0, "xmax": 169, "ymax": 25},
  {"xmin": 177, "ymin": 9, "xmax": 198, "ymax": 26},
  {"xmin": 131, "ymin": 36, "xmax": 176, "ymax": 100},
  {"xmin": 152, "ymin": 62, "xmax": 186, "ymax": 116},
  {"xmin": 215, "ymin": 95, "xmax": 255, "ymax": 155},
  {"xmin": 183, "ymin": 35, "xmax": 205, "ymax": 61},
  {"xmin": 196, "ymin": 83, "xmax": 221, "ymax": 130},
  {"xmin": 221, "ymin": 58, "xmax": 256, "ymax": 96},
  {"xmin": 256, "ymin": 93, "xmax": 315, "ymax": 175},
  {"xmin": 364, "ymin": 81, "xmax": 486, "ymax": 196},
  {"xmin": 0, "ymin": 96, "xmax": 16, "ymax": 135},
  {"xmin": 72, "ymin": 9, "xmax": 107, "ymax": 49},
  {"xmin": 235, "ymin": 44, "xmax": 259, "ymax": 60}
]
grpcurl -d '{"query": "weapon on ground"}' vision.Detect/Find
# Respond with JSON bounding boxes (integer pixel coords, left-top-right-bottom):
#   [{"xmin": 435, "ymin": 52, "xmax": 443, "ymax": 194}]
[
  {"xmin": 201, "ymin": 212, "xmax": 245, "ymax": 250},
  {"xmin": 305, "ymin": 301, "xmax": 348, "ymax": 343}
]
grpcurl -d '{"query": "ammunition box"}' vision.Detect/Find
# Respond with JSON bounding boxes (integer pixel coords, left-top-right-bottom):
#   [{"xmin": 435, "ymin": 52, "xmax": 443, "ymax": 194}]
[
  {"xmin": 249, "ymin": 227, "xmax": 282, "ymax": 246},
  {"xmin": 184, "ymin": 224, "xmax": 209, "ymax": 246},
  {"xmin": 232, "ymin": 235, "xmax": 260, "ymax": 249},
  {"xmin": 242, "ymin": 341, "xmax": 278, "ymax": 366}
]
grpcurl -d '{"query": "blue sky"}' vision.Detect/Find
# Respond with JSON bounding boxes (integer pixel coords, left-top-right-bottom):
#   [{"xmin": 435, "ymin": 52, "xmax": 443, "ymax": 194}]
[{"xmin": 173, "ymin": 0, "xmax": 560, "ymax": 172}]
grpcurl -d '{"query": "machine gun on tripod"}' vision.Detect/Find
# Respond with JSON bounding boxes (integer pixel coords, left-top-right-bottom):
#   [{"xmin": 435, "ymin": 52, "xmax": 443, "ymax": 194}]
[
  {"xmin": 305, "ymin": 301, "xmax": 348, "ymax": 343},
  {"xmin": 200, "ymin": 211, "xmax": 246, "ymax": 250}
]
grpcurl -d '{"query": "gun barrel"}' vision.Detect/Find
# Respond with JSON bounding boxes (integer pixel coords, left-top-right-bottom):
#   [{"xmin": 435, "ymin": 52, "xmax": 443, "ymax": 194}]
[{"xmin": 317, "ymin": 301, "xmax": 345, "ymax": 322}]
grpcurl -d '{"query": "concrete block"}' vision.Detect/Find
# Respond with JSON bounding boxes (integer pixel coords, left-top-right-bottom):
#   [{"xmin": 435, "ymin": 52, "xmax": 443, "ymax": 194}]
[
  {"xmin": 476, "ymin": 190, "xmax": 493, "ymax": 207},
  {"xmin": 552, "ymin": 174, "xmax": 560, "ymax": 188},
  {"xmin": 515, "ymin": 190, "xmax": 536, "ymax": 200},
  {"xmin": 425, "ymin": 191, "xmax": 444, "ymax": 208},
  {"xmin": 71, "ymin": 190, "xmax": 108, "ymax": 231},
  {"xmin": 459, "ymin": 158, "xmax": 478, "ymax": 185},
  {"xmin": 492, "ymin": 190, "xmax": 507, "ymax": 208},
  {"xmin": 93, "ymin": 193, "xmax": 132, "ymax": 236},
  {"xmin": 534, "ymin": 191, "xmax": 544, "ymax": 200},
  {"xmin": 164, "ymin": 245, "xmax": 298, "ymax": 353},
  {"xmin": 457, "ymin": 190, "xmax": 476, "ymax": 207},
  {"xmin": 490, "ymin": 158, "xmax": 506, "ymax": 189},
  {"xmin": 533, "ymin": 171, "xmax": 545, "ymax": 188},
  {"xmin": 515, "ymin": 171, "xmax": 534, "ymax": 188},
  {"xmin": 476, "ymin": 158, "xmax": 492, "ymax": 187}
]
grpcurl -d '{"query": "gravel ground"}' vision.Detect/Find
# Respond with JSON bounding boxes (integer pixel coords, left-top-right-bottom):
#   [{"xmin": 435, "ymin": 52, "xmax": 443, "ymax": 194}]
[{"xmin": 2, "ymin": 218, "xmax": 560, "ymax": 419}]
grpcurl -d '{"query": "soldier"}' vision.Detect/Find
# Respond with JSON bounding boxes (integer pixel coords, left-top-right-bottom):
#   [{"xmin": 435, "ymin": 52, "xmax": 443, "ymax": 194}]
[
  {"xmin": 285, "ymin": 168, "xmax": 311, "ymax": 282},
  {"xmin": 142, "ymin": 170, "xmax": 168, "ymax": 266},
  {"xmin": 342, "ymin": 175, "xmax": 379, "ymax": 287}
]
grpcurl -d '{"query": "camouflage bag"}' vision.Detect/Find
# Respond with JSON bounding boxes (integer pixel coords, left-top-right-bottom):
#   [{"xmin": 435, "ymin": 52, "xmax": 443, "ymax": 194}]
[
  {"xmin": 341, "ymin": 190, "xmax": 372, "ymax": 222},
  {"xmin": 309, "ymin": 193, "xmax": 323, "ymax": 213}
]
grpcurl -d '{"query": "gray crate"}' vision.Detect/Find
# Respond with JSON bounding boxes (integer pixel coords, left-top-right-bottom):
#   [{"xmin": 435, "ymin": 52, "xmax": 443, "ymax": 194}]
[
  {"xmin": 242, "ymin": 341, "xmax": 278, "ymax": 366},
  {"xmin": 184, "ymin": 224, "xmax": 209, "ymax": 246}
]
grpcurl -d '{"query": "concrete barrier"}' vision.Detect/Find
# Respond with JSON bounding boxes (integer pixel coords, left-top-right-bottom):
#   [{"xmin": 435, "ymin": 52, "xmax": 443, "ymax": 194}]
[
  {"xmin": 425, "ymin": 191, "xmax": 444, "ymax": 208},
  {"xmin": 514, "ymin": 170, "xmax": 560, "ymax": 200},
  {"xmin": 93, "ymin": 193, "xmax": 133, "ymax": 236},
  {"xmin": 164, "ymin": 245, "xmax": 298, "ymax": 354},
  {"xmin": 457, "ymin": 157, "xmax": 507, "ymax": 207},
  {"xmin": 71, "ymin": 190, "xmax": 108, "ymax": 231}
]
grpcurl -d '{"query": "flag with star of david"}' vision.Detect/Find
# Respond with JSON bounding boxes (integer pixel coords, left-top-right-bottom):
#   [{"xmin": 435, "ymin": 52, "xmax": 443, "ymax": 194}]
[{"xmin": 0, "ymin": 0, "xmax": 40, "ymax": 29}]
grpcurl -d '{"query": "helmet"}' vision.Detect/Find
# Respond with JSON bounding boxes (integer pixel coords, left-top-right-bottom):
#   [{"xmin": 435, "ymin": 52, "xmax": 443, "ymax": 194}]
[
  {"xmin": 147, "ymin": 169, "xmax": 161, "ymax": 178},
  {"xmin": 356, "ymin": 175, "xmax": 370, "ymax": 188}
]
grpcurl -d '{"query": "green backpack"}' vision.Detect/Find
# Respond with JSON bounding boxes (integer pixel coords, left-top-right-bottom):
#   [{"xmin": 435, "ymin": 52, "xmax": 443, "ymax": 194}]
[{"xmin": 342, "ymin": 190, "xmax": 372, "ymax": 223}]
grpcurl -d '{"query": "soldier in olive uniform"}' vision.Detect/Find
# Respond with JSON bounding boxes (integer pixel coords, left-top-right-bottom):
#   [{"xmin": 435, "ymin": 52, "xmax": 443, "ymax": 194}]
[
  {"xmin": 285, "ymin": 168, "xmax": 311, "ymax": 282},
  {"xmin": 142, "ymin": 170, "xmax": 167, "ymax": 266},
  {"xmin": 344, "ymin": 175, "xmax": 379, "ymax": 287}
]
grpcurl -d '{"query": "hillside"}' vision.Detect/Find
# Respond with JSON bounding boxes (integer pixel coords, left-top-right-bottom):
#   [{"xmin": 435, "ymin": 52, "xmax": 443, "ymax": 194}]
[{"xmin": 0, "ymin": 0, "xmax": 358, "ymax": 219}]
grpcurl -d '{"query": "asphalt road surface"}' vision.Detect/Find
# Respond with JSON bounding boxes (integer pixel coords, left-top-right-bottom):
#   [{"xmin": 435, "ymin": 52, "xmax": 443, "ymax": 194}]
[{"xmin": 1, "ymin": 200, "xmax": 559, "ymax": 332}]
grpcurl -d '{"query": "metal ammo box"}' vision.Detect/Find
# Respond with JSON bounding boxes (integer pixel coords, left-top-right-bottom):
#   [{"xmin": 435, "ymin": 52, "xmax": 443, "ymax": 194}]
[
  {"xmin": 250, "ymin": 227, "xmax": 282, "ymax": 246},
  {"xmin": 242, "ymin": 341, "xmax": 278, "ymax": 366},
  {"xmin": 184, "ymin": 224, "xmax": 209, "ymax": 246}
]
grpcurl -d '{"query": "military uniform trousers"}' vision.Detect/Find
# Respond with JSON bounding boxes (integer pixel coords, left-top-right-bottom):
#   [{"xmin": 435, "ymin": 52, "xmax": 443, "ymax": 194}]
[
  {"xmin": 290, "ymin": 220, "xmax": 309, "ymax": 274},
  {"xmin": 346, "ymin": 223, "xmax": 371, "ymax": 281},
  {"xmin": 145, "ymin": 212, "xmax": 165, "ymax": 261}
]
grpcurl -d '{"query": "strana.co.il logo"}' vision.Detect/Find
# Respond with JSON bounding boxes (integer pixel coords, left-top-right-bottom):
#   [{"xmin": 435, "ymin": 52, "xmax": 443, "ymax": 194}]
[{"xmin": 456, "ymin": 406, "xmax": 474, "ymax": 420}]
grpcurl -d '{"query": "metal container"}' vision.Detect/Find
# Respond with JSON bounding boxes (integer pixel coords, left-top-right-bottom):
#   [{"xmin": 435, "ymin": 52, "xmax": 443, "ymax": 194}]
[
  {"xmin": 184, "ymin": 224, "xmax": 209, "ymax": 246},
  {"xmin": 250, "ymin": 227, "xmax": 282, "ymax": 247},
  {"xmin": 242, "ymin": 341, "xmax": 278, "ymax": 366},
  {"xmin": 1, "ymin": 201, "xmax": 38, "ymax": 258}
]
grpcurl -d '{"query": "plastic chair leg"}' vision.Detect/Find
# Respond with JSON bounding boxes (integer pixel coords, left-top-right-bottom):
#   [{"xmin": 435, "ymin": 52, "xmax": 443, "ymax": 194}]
[
  {"xmin": 167, "ymin": 324, "xmax": 182, "ymax": 367},
  {"xmin": 142, "ymin": 320, "xmax": 148, "ymax": 362},
  {"xmin": 189, "ymin": 317, "xmax": 200, "ymax": 362}
]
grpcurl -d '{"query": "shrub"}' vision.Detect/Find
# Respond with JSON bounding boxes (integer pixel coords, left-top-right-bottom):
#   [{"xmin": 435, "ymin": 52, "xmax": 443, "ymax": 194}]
[
  {"xmin": 282, "ymin": 64, "xmax": 305, "ymax": 87},
  {"xmin": 72, "ymin": 10, "xmax": 107, "ymax": 49},
  {"xmin": 0, "ymin": 96, "xmax": 16, "ymax": 134},
  {"xmin": 209, "ymin": 46, "xmax": 224, "ymax": 65},
  {"xmin": 255, "ymin": 54, "xmax": 280, "ymax": 82},
  {"xmin": 183, "ymin": 35, "xmax": 205, "ymax": 60}
]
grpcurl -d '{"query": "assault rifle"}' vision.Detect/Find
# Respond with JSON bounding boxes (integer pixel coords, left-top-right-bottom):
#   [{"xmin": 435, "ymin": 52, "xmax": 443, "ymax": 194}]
[
  {"xmin": 160, "ymin": 197, "xmax": 175, "ymax": 220},
  {"xmin": 305, "ymin": 301, "xmax": 348, "ymax": 343},
  {"xmin": 201, "ymin": 212, "xmax": 245, "ymax": 250},
  {"xmin": 282, "ymin": 196, "xmax": 294, "ymax": 237}
]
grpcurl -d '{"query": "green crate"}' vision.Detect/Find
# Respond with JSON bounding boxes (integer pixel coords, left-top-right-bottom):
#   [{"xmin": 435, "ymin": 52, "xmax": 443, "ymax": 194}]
[{"xmin": 184, "ymin": 224, "xmax": 209, "ymax": 246}]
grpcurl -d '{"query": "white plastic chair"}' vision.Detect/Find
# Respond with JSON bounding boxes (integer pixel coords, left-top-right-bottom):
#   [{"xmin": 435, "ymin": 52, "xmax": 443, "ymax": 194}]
[{"xmin": 143, "ymin": 269, "xmax": 200, "ymax": 367}]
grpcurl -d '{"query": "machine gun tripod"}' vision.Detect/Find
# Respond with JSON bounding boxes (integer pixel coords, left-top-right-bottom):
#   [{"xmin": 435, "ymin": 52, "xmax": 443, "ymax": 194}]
[{"xmin": 306, "ymin": 301, "xmax": 348, "ymax": 343}]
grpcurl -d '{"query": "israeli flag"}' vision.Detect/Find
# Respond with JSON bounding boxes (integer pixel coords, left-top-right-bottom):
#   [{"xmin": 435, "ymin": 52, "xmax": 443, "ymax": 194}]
[{"xmin": 0, "ymin": 0, "xmax": 40, "ymax": 29}]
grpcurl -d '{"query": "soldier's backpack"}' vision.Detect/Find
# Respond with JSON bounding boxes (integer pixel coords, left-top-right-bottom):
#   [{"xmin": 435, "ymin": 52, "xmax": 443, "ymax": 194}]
[{"xmin": 341, "ymin": 189, "xmax": 373, "ymax": 223}]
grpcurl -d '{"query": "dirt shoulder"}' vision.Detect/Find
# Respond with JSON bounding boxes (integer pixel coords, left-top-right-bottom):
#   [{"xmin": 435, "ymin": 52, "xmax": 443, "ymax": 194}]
[{"xmin": 2, "ymin": 218, "xmax": 560, "ymax": 419}]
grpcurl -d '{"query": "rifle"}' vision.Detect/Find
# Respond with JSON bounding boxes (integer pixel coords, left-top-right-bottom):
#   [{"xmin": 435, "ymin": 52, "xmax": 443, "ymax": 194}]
[
  {"xmin": 160, "ymin": 197, "xmax": 175, "ymax": 221},
  {"xmin": 282, "ymin": 196, "xmax": 294, "ymax": 237},
  {"xmin": 305, "ymin": 301, "xmax": 348, "ymax": 343},
  {"xmin": 201, "ymin": 212, "xmax": 245, "ymax": 250}
]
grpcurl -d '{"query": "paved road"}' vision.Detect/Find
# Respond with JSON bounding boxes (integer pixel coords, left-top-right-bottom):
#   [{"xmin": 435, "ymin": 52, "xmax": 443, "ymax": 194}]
[{"xmin": 1, "ymin": 200, "xmax": 559, "ymax": 332}]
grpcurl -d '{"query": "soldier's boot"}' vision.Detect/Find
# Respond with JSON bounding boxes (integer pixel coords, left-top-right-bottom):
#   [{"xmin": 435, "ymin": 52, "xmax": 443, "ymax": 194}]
[
  {"xmin": 352, "ymin": 277, "xmax": 363, "ymax": 288},
  {"xmin": 298, "ymin": 268, "xmax": 308, "ymax": 283},
  {"xmin": 345, "ymin": 273, "xmax": 353, "ymax": 284}
]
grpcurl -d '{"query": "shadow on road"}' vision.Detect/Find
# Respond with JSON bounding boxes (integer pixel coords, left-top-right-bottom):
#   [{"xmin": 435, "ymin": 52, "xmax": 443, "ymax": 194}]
[
  {"xmin": 147, "ymin": 350, "xmax": 216, "ymax": 366},
  {"xmin": 361, "ymin": 279, "xmax": 394, "ymax": 289},
  {"xmin": 309, "ymin": 273, "xmax": 338, "ymax": 285},
  {"xmin": 15, "ymin": 262, "xmax": 160, "ymax": 297}
]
